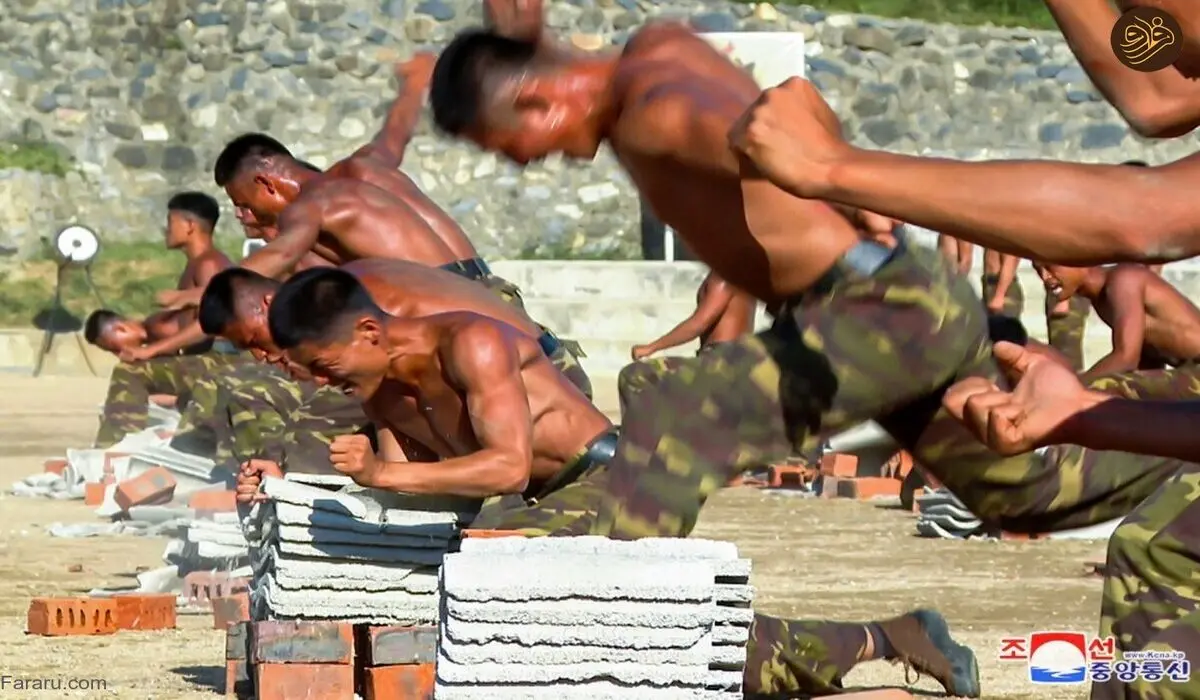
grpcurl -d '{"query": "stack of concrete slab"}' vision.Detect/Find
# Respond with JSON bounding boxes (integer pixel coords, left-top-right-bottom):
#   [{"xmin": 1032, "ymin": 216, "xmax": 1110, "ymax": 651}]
[
  {"xmin": 436, "ymin": 536, "xmax": 752, "ymax": 699},
  {"xmin": 246, "ymin": 476, "xmax": 476, "ymax": 624}
]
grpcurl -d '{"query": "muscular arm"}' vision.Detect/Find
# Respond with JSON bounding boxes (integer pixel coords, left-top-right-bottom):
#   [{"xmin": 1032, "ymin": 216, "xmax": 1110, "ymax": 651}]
[
  {"xmin": 239, "ymin": 198, "xmax": 326, "ymax": 279},
  {"xmin": 135, "ymin": 255, "xmax": 231, "ymax": 357},
  {"xmin": 371, "ymin": 325, "xmax": 533, "ymax": 497},
  {"xmin": 1045, "ymin": 0, "xmax": 1200, "ymax": 138},
  {"xmin": 812, "ymin": 149, "xmax": 1200, "ymax": 265},
  {"xmin": 989, "ymin": 253, "xmax": 1020, "ymax": 309},
  {"xmin": 349, "ymin": 67, "xmax": 431, "ymax": 168},
  {"xmin": 641, "ymin": 275, "xmax": 733, "ymax": 353},
  {"xmin": 1060, "ymin": 393, "xmax": 1200, "ymax": 462},
  {"xmin": 1084, "ymin": 270, "xmax": 1147, "ymax": 377}
]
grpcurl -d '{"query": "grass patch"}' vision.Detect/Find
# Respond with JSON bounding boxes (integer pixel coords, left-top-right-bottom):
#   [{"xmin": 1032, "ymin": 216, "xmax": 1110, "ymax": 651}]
[
  {"xmin": 0, "ymin": 239, "xmax": 244, "ymax": 328},
  {"xmin": 0, "ymin": 142, "xmax": 74, "ymax": 177},
  {"xmin": 756, "ymin": 0, "xmax": 1055, "ymax": 28}
]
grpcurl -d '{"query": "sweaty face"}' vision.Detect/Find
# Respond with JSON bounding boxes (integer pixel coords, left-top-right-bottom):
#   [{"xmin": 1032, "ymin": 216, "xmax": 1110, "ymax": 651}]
[
  {"xmin": 99, "ymin": 321, "xmax": 147, "ymax": 354},
  {"xmin": 286, "ymin": 323, "xmax": 390, "ymax": 400},
  {"xmin": 1034, "ymin": 264, "xmax": 1084, "ymax": 301},
  {"xmin": 1118, "ymin": 0, "xmax": 1200, "ymax": 77},
  {"xmin": 225, "ymin": 172, "xmax": 290, "ymax": 227},
  {"xmin": 468, "ymin": 79, "xmax": 587, "ymax": 164}
]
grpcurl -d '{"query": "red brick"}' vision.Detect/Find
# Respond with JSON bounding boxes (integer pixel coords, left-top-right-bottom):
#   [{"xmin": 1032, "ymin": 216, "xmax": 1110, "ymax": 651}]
[
  {"xmin": 911, "ymin": 487, "xmax": 925, "ymax": 513},
  {"xmin": 184, "ymin": 571, "xmax": 249, "ymax": 606},
  {"xmin": 114, "ymin": 466, "xmax": 177, "ymax": 510},
  {"xmin": 357, "ymin": 626, "xmax": 437, "ymax": 666},
  {"xmin": 27, "ymin": 597, "xmax": 118, "ymax": 636},
  {"xmin": 882, "ymin": 450, "xmax": 914, "ymax": 479},
  {"xmin": 43, "ymin": 458, "xmax": 67, "ymax": 476},
  {"xmin": 255, "ymin": 662, "xmax": 354, "ymax": 700},
  {"xmin": 820, "ymin": 452, "xmax": 858, "ymax": 478},
  {"xmin": 253, "ymin": 620, "xmax": 354, "ymax": 664},
  {"xmin": 818, "ymin": 475, "xmax": 841, "ymax": 499},
  {"xmin": 212, "ymin": 593, "xmax": 250, "ymax": 629},
  {"xmin": 767, "ymin": 464, "xmax": 815, "ymax": 488},
  {"xmin": 461, "ymin": 529, "xmax": 528, "ymax": 539},
  {"xmin": 224, "ymin": 659, "xmax": 252, "ymax": 698},
  {"xmin": 364, "ymin": 664, "xmax": 434, "ymax": 700},
  {"xmin": 836, "ymin": 476, "xmax": 902, "ymax": 500},
  {"xmin": 84, "ymin": 482, "xmax": 108, "ymax": 506},
  {"xmin": 113, "ymin": 593, "xmax": 176, "ymax": 630},
  {"xmin": 189, "ymin": 489, "xmax": 238, "ymax": 513}
]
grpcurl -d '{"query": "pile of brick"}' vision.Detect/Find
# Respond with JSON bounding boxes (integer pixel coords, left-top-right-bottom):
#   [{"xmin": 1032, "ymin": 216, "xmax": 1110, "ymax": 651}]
[
  {"xmin": 816, "ymin": 453, "xmax": 903, "ymax": 501},
  {"xmin": 244, "ymin": 476, "xmax": 474, "ymax": 624},
  {"xmin": 435, "ymin": 535, "xmax": 752, "ymax": 699}
]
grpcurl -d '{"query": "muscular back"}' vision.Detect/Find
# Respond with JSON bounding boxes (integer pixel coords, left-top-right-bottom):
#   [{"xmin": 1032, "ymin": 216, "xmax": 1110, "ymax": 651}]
[
  {"xmin": 342, "ymin": 259, "xmax": 544, "ymax": 337},
  {"xmin": 297, "ymin": 178, "xmax": 460, "ymax": 267},
  {"xmin": 327, "ymin": 157, "xmax": 480, "ymax": 260},
  {"xmin": 609, "ymin": 23, "xmax": 862, "ymax": 303},
  {"xmin": 1098, "ymin": 266, "xmax": 1200, "ymax": 360}
]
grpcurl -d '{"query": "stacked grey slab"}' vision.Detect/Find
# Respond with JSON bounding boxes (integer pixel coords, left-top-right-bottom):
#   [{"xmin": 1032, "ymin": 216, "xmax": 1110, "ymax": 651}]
[
  {"xmin": 244, "ymin": 475, "xmax": 478, "ymax": 624},
  {"xmin": 436, "ymin": 536, "xmax": 753, "ymax": 699}
]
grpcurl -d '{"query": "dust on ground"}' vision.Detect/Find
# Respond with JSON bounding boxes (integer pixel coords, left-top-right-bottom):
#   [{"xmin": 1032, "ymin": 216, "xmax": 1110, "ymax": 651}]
[{"xmin": 0, "ymin": 373, "xmax": 1099, "ymax": 698}]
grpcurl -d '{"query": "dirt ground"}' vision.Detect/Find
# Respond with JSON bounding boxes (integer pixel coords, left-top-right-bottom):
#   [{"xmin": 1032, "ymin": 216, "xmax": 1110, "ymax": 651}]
[{"xmin": 0, "ymin": 373, "xmax": 1101, "ymax": 699}]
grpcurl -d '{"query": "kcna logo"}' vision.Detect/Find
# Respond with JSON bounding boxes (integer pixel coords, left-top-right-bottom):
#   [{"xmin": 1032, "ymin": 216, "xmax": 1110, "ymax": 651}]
[{"xmin": 999, "ymin": 632, "xmax": 1190, "ymax": 685}]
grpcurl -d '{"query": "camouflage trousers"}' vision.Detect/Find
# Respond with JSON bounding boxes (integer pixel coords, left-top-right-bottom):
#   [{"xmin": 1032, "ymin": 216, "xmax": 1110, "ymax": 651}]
[
  {"xmin": 551, "ymin": 241, "xmax": 1176, "ymax": 538},
  {"xmin": 981, "ymin": 271, "xmax": 1024, "ymax": 318},
  {"xmin": 94, "ymin": 350, "xmax": 252, "ymax": 448},
  {"xmin": 1046, "ymin": 294, "xmax": 1091, "ymax": 372},
  {"xmin": 1086, "ymin": 363, "xmax": 1200, "ymax": 401},
  {"xmin": 468, "ymin": 459, "xmax": 610, "ymax": 534},
  {"xmin": 212, "ymin": 362, "xmax": 369, "ymax": 474},
  {"xmin": 478, "ymin": 273, "xmax": 594, "ymax": 400}
]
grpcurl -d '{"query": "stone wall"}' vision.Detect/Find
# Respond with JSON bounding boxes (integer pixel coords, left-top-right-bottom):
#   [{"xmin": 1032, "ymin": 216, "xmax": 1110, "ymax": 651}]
[{"xmin": 1, "ymin": 0, "xmax": 1198, "ymax": 261}]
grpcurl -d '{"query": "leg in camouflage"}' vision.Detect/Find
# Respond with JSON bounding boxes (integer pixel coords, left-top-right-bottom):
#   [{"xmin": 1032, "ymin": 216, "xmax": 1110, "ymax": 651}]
[
  {"xmin": 210, "ymin": 363, "xmax": 297, "ymax": 471},
  {"xmin": 168, "ymin": 352, "xmax": 256, "ymax": 456},
  {"xmin": 1090, "ymin": 463, "xmax": 1200, "ymax": 700},
  {"xmin": 1086, "ymin": 363, "xmax": 1200, "ymax": 401},
  {"xmin": 744, "ymin": 610, "xmax": 979, "ymax": 697},
  {"xmin": 552, "ymin": 241, "xmax": 1180, "ymax": 540},
  {"xmin": 478, "ymin": 272, "xmax": 594, "ymax": 400},
  {"xmin": 469, "ymin": 461, "xmax": 610, "ymax": 535},
  {"xmin": 981, "ymin": 272, "xmax": 1025, "ymax": 318},
  {"xmin": 1045, "ymin": 295, "xmax": 1090, "ymax": 372},
  {"xmin": 278, "ymin": 385, "xmax": 370, "ymax": 475},
  {"xmin": 95, "ymin": 354, "xmax": 219, "ymax": 447}
]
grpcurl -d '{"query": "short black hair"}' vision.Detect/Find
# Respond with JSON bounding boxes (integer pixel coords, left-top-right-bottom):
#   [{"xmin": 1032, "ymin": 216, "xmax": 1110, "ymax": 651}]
[
  {"xmin": 198, "ymin": 268, "xmax": 279, "ymax": 335},
  {"xmin": 986, "ymin": 314, "xmax": 1029, "ymax": 347},
  {"xmin": 268, "ymin": 268, "xmax": 384, "ymax": 350},
  {"xmin": 167, "ymin": 191, "xmax": 220, "ymax": 232},
  {"xmin": 84, "ymin": 309, "xmax": 122, "ymax": 345},
  {"xmin": 214, "ymin": 133, "xmax": 293, "ymax": 187},
  {"xmin": 430, "ymin": 29, "xmax": 539, "ymax": 135},
  {"xmin": 1122, "ymin": 160, "xmax": 1149, "ymax": 167}
]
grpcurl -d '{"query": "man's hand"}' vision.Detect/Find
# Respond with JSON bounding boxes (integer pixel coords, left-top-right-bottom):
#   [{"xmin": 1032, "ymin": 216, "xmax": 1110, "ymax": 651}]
[
  {"xmin": 330, "ymin": 434, "xmax": 384, "ymax": 487},
  {"xmin": 943, "ymin": 341, "xmax": 1091, "ymax": 455},
  {"xmin": 396, "ymin": 52, "xmax": 436, "ymax": 89},
  {"xmin": 483, "ymin": 0, "xmax": 543, "ymax": 40},
  {"xmin": 986, "ymin": 295, "xmax": 1006, "ymax": 314},
  {"xmin": 631, "ymin": 344, "xmax": 654, "ymax": 361},
  {"xmin": 119, "ymin": 345, "xmax": 158, "ymax": 363},
  {"xmin": 236, "ymin": 459, "xmax": 283, "ymax": 504},
  {"xmin": 728, "ymin": 77, "xmax": 850, "ymax": 198}
]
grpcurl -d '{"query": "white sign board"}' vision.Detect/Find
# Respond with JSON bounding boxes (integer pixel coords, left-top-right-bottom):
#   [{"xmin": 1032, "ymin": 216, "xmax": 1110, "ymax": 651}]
[{"xmin": 659, "ymin": 32, "xmax": 807, "ymax": 261}]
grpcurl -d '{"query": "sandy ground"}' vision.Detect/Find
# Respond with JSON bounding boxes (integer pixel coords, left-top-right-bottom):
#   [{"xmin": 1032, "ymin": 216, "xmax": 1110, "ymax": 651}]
[{"xmin": 0, "ymin": 373, "xmax": 1101, "ymax": 699}]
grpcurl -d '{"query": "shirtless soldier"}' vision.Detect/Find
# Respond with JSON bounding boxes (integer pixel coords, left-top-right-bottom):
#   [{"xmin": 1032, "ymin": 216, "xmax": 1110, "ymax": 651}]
[
  {"xmin": 1035, "ymin": 262, "xmax": 1200, "ymax": 392},
  {"xmin": 89, "ymin": 192, "xmax": 249, "ymax": 448},
  {"xmin": 263, "ymin": 266, "xmax": 981, "ymax": 699},
  {"xmin": 631, "ymin": 270, "xmax": 755, "ymax": 360},
  {"xmin": 197, "ymin": 262, "xmax": 593, "ymax": 401}
]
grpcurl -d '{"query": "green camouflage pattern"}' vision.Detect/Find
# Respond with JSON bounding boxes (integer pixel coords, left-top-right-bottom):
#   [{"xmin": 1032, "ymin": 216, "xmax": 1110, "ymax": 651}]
[
  {"xmin": 467, "ymin": 458, "xmax": 609, "ymax": 535},
  {"xmin": 214, "ymin": 363, "xmax": 368, "ymax": 473},
  {"xmin": 94, "ymin": 350, "xmax": 252, "ymax": 448},
  {"xmin": 981, "ymin": 271, "xmax": 1025, "ymax": 318},
  {"xmin": 1045, "ymin": 295, "xmax": 1090, "ymax": 372},
  {"xmin": 1091, "ymin": 464, "xmax": 1200, "ymax": 700},
  {"xmin": 743, "ymin": 615, "xmax": 862, "ymax": 696},
  {"xmin": 547, "ymin": 241, "xmax": 1181, "ymax": 540},
  {"xmin": 478, "ymin": 272, "xmax": 593, "ymax": 400},
  {"xmin": 1087, "ymin": 364, "xmax": 1200, "ymax": 401}
]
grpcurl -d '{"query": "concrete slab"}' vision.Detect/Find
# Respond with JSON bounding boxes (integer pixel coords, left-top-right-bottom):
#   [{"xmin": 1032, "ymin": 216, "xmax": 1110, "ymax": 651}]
[
  {"xmin": 275, "ymin": 540, "xmax": 448, "ymax": 566},
  {"xmin": 443, "ymin": 599, "xmax": 725, "ymax": 628},
  {"xmin": 434, "ymin": 659, "xmax": 710, "ymax": 687},
  {"xmin": 253, "ymin": 545, "xmax": 438, "ymax": 591},
  {"xmin": 442, "ymin": 554, "xmax": 715, "ymax": 603},
  {"xmin": 254, "ymin": 574, "xmax": 439, "ymax": 623},
  {"xmin": 272, "ymin": 500, "xmax": 461, "ymax": 532},
  {"xmin": 433, "ymin": 685, "xmax": 742, "ymax": 700},
  {"xmin": 442, "ymin": 620, "xmax": 711, "ymax": 650},
  {"xmin": 261, "ymin": 477, "xmax": 371, "ymax": 520},
  {"xmin": 268, "ymin": 521, "xmax": 455, "ymax": 550},
  {"xmin": 438, "ymin": 634, "xmax": 715, "ymax": 666}
]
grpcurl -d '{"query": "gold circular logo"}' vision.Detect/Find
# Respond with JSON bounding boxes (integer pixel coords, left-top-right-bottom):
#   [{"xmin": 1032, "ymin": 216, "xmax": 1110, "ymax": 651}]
[{"xmin": 1111, "ymin": 7, "xmax": 1184, "ymax": 72}]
